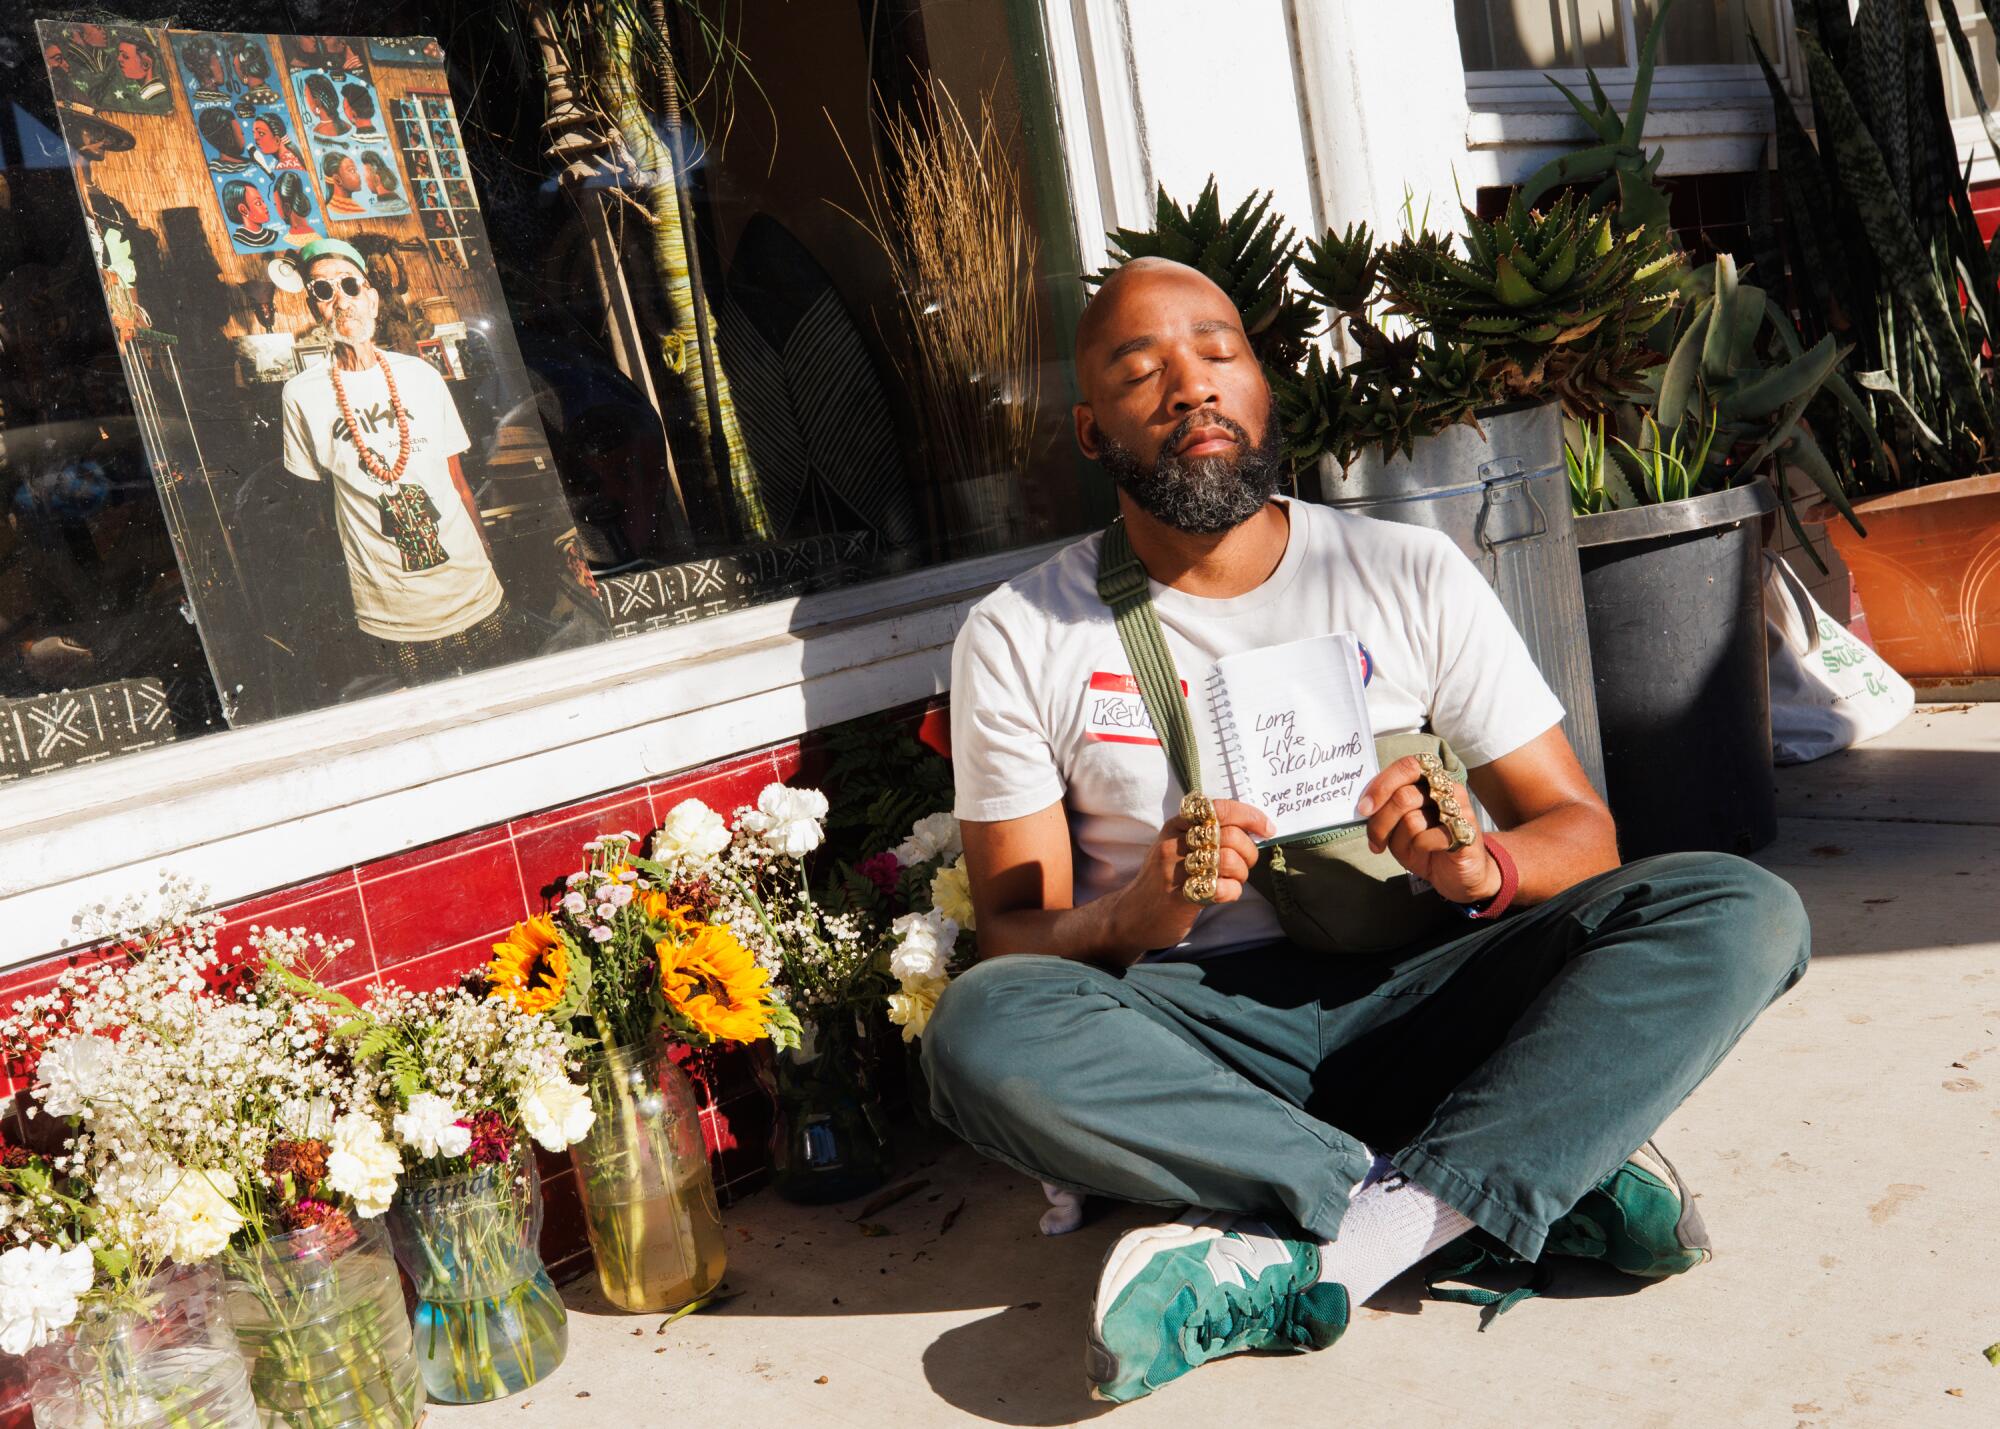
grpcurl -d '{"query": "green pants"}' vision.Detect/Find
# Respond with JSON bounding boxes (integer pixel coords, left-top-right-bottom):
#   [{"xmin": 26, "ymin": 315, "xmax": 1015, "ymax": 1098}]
[{"xmin": 921, "ymin": 852, "xmax": 1809, "ymax": 1262}]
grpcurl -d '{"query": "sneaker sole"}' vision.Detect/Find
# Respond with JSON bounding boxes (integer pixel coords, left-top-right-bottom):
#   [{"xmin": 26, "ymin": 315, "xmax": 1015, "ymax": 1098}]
[{"xmin": 1085, "ymin": 1210, "xmax": 1226, "ymax": 1400}]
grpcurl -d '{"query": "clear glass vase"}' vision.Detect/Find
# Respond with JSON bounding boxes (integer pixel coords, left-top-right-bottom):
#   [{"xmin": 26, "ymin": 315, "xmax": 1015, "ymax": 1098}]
[
  {"xmin": 219, "ymin": 1217, "xmax": 423, "ymax": 1429},
  {"xmin": 29, "ymin": 1265, "xmax": 259, "ymax": 1429},
  {"xmin": 769, "ymin": 1012, "xmax": 891, "ymax": 1205},
  {"xmin": 572, "ymin": 1039, "xmax": 729, "ymax": 1313},
  {"xmin": 386, "ymin": 1151, "xmax": 567, "ymax": 1404}
]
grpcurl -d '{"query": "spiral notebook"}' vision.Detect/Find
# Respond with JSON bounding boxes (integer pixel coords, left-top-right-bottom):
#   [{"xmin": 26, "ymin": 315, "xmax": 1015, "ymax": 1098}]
[{"xmin": 1207, "ymin": 632, "xmax": 1379, "ymax": 843}]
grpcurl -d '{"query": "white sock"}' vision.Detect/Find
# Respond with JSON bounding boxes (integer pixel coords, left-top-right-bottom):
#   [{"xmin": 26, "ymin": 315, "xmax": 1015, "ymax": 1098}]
[
  {"xmin": 1315, "ymin": 1155, "xmax": 1472, "ymax": 1306},
  {"xmin": 1039, "ymin": 1182, "xmax": 1084, "ymax": 1236}
]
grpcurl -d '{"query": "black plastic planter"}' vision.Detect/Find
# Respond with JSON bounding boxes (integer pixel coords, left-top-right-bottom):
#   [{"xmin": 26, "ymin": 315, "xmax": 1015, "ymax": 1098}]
[{"xmin": 1574, "ymin": 482, "xmax": 1778, "ymax": 860}]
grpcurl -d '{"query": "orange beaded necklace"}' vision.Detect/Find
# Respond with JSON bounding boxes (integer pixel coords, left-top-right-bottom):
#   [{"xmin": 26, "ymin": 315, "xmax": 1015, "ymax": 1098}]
[{"xmin": 327, "ymin": 352, "xmax": 411, "ymax": 485}]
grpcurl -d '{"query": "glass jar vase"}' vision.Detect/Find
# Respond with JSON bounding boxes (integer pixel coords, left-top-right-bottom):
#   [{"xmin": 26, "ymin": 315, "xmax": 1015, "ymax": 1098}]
[
  {"xmin": 769, "ymin": 1012, "xmax": 891, "ymax": 1205},
  {"xmin": 219, "ymin": 1217, "xmax": 422, "ymax": 1429},
  {"xmin": 571, "ymin": 1039, "xmax": 729, "ymax": 1313},
  {"xmin": 29, "ymin": 1265, "xmax": 260, "ymax": 1429},
  {"xmin": 386, "ymin": 1151, "xmax": 567, "ymax": 1404}
]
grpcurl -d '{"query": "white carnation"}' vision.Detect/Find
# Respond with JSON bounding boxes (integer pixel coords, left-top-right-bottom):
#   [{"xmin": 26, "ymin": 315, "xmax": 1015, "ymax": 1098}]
[
  {"xmin": 519, "ymin": 1077, "xmax": 595, "ymax": 1152},
  {"xmin": 327, "ymin": 1114, "xmax": 402, "ymax": 1218},
  {"xmin": 33, "ymin": 1034, "xmax": 116, "ymax": 1118},
  {"xmin": 0, "ymin": 1243, "xmax": 95, "ymax": 1355},
  {"xmin": 392, "ymin": 1093, "xmax": 472, "ymax": 1161},
  {"xmin": 889, "ymin": 909, "xmax": 957, "ymax": 983},
  {"xmin": 652, "ymin": 799, "xmax": 732, "ymax": 867},
  {"xmin": 739, "ymin": 784, "xmax": 829, "ymax": 859},
  {"xmin": 893, "ymin": 812, "xmax": 963, "ymax": 868},
  {"xmin": 153, "ymin": 1169, "xmax": 244, "ymax": 1264}
]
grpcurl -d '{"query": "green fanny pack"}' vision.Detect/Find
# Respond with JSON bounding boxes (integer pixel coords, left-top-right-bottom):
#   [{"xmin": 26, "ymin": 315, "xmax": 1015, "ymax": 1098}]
[{"xmin": 1097, "ymin": 519, "xmax": 1461, "ymax": 957}]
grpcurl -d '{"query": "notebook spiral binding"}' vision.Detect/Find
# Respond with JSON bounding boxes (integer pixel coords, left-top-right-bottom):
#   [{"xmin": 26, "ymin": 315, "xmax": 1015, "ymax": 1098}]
[{"xmin": 1206, "ymin": 668, "xmax": 1247, "ymax": 797}]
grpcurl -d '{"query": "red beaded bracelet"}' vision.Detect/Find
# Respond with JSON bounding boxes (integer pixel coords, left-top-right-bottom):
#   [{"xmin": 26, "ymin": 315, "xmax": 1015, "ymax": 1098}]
[{"xmin": 1466, "ymin": 835, "xmax": 1519, "ymax": 920}]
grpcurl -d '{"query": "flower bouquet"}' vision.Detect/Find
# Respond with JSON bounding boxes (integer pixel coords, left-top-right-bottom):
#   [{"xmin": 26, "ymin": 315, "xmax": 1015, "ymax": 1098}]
[
  {"xmin": 495, "ymin": 826, "xmax": 795, "ymax": 1311},
  {"xmin": 329, "ymin": 982, "xmax": 589, "ymax": 1404},
  {"xmin": 879, "ymin": 811, "xmax": 978, "ymax": 1044},
  {"xmin": 651, "ymin": 786, "xmax": 900, "ymax": 1204},
  {"xmin": 0, "ymin": 882, "xmax": 421, "ymax": 1429}
]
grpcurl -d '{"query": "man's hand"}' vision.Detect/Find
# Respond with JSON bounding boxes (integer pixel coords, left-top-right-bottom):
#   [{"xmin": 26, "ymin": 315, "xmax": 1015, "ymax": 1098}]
[
  {"xmin": 1358, "ymin": 756, "xmax": 1501, "ymax": 905},
  {"xmin": 1107, "ymin": 798, "xmax": 1273, "ymax": 953}
]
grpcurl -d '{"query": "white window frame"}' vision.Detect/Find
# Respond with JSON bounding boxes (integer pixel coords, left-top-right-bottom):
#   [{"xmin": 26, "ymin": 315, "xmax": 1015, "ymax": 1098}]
[
  {"xmin": 0, "ymin": 0, "xmax": 1147, "ymax": 967},
  {"xmin": 1457, "ymin": 1, "xmax": 1807, "ymax": 187}
]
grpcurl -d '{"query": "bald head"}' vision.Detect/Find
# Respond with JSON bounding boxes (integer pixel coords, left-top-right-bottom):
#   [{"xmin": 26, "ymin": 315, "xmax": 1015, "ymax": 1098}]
[
  {"xmin": 1071, "ymin": 258, "xmax": 1280, "ymax": 534},
  {"xmin": 1076, "ymin": 258, "xmax": 1243, "ymax": 373}
]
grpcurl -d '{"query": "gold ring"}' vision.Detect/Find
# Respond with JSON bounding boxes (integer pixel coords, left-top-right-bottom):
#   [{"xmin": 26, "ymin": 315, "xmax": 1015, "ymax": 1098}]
[
  {"xmin": 1183, "ymin": 848, "xmax": 1218, "ymax": 878},
  {"xmin": 1417, "ymin": 752, "xmax": 1475, "ymax": 851},
  {"xmin": 1182, "ymin": 874, "xmax": 1218, "ymax": 905},
  {"xmin": 1180, "ymin": 793, "xmax": 1215, "ymax": 825},
  {"xmin": 1185, "ymin": 820, "xmax": 1221, "ymax": 851}
]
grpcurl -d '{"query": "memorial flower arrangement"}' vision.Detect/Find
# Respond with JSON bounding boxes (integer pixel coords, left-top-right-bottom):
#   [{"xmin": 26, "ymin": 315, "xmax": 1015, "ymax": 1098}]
[
  {"xmin": 650, "ymin": 785, "xmax": 889, "ymax": 1025},
  {"xmin": 328, "ymin": 980, "xmax": 589, "ymax": 1401},
  {"xmin": 0, "ymin": 879, "xmax": 424, "ymax": 1424},
  {"xmin": 492, "ymin": 824, "xmax": 800, "ymax": 1057},
  {"xmin": 880, "ymin": 812, "xmax": 979, "ymax": 1041}
]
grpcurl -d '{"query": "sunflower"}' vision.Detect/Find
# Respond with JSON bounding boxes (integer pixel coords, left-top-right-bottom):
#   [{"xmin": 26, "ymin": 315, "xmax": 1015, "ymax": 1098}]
[
  {"xmin": 487, "ymin": 915, "xmax": 571, "ymax": 1015},
  {"xmin": 657, "ymin": 921, "xmax": 778, "ymax": 1044}
]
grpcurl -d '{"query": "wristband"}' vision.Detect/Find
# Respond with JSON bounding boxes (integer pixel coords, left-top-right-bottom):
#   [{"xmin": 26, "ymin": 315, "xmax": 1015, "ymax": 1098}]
[{"xmin": 1462, "ymin": 835, "xmax": 1518, "ymax": 920}]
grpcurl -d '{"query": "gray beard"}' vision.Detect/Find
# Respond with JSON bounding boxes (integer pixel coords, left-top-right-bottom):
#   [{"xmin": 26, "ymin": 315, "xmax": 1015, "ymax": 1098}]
[{"xmin": 1098, "ymin": 410, "xmax": 1285, "ymax": 535}]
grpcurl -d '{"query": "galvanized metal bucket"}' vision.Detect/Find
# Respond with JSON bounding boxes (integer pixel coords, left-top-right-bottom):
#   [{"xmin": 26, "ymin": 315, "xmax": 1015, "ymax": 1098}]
[{"xmin": 1312, "ymin": 401, "xmax": 1607, "ymax": 798}]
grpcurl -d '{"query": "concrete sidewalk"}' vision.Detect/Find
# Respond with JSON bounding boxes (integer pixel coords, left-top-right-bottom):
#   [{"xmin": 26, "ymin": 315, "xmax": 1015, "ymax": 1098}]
[{"xmin": 439, "ymin": 704, "xmax": 2000, "ymax": 1428}]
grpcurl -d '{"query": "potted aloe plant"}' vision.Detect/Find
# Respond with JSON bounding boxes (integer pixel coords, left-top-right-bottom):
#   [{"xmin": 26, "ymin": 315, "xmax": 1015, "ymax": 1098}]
[
  {"xmin": 1565, "ymin": 252, "xmax": 1857, "ymax": 857},
  {"xmin": 1753, "ymin": 0, "xmax": 2000, "ymax": 678}
]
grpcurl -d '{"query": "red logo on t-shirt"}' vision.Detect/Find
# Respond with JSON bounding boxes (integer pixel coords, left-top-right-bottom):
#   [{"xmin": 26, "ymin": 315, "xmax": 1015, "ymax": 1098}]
[{"xmin": 1084, "ymin": 671, "xmax": 1186, "ymax": 746}]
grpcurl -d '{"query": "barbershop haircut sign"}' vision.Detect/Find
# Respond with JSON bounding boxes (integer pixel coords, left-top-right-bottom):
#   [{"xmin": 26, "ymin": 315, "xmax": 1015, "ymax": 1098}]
[{"xmin": 38, "ymin": 25, "xmax": 608, "ymax": 725}]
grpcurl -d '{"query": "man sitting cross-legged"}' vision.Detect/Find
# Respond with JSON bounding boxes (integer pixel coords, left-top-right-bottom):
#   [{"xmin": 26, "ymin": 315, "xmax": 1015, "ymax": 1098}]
[{"xmin": 920, "ymin": 256, "xmax": 1811, "ymax": 1404}]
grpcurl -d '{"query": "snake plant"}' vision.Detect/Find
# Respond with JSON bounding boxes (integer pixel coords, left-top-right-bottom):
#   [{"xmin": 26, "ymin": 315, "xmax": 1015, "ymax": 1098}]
[{"xmin": 1755, "ymin": 0, "xmax": 2000, "ymax": 494}]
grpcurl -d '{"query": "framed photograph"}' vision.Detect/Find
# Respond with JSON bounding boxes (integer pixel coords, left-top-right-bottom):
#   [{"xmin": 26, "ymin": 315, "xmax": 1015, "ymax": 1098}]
[{"xmin": 39, "ymin": 24, "xmax": 609, "ymax": 725}]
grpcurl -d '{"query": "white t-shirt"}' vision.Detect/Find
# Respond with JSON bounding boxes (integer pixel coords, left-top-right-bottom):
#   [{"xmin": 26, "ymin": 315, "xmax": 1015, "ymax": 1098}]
[
  {"xmin": 282, "ymin": 350, "xmax": 503, "ymax": 640},
  {"xmin": 949, "ymin": 497, "xmax": 1566, "ymax": 955}
]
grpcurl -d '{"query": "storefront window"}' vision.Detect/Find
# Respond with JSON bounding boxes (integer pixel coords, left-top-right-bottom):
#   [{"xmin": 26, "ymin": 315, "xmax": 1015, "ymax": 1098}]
[
  {"xmin": 0, "ymin": 1, "xmax": 1086, "ymax": 777},
  {"xmin": 1455, "ymin": 0, "xmax": 1778, "ymax": 74}
]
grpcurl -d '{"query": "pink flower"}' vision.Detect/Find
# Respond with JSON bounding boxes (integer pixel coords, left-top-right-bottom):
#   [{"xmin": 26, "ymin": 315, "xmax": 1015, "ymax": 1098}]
[{"xmin": 858, "ymin": 852, "xmax": 902, "ymax": 900}]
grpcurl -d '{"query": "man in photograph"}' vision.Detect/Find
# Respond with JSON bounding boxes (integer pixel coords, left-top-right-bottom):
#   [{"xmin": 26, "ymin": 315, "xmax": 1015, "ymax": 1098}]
[{"xmin": 280, "ymin": 238, "xmax": 512, "ymax": 686}]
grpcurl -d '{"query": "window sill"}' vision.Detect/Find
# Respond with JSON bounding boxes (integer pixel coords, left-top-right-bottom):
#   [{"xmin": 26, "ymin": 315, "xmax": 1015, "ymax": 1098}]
[
  {"xmin": 0, "ymin": 541, "xmax": 1064, "ymax": 964},
  {"xmin": 1463, "ymin": 98, "xmax": 1779, "ymax": 184}
]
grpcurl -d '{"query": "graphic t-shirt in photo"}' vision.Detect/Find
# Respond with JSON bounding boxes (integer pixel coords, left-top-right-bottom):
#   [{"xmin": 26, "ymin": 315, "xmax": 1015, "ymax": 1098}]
[
  {"xmin": 282, "ymin": 349, "xmax": 503, "ymax": 640},
  {"xmin": 948, "ymin": 497, "xmax": 1566, "ymax": 956}
]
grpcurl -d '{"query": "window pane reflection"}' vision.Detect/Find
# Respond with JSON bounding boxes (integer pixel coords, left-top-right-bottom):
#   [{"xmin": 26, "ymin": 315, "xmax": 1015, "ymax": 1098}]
[{"xmin": 1455, "ymin": 0, "xmax": 1627, "ymax": 71}]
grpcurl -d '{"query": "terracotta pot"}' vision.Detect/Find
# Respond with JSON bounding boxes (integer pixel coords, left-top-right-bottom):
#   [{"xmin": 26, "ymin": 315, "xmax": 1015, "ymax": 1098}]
[{"xmin": 1811, "ymin": 472, "xmax": 2000, "ymax": 677}]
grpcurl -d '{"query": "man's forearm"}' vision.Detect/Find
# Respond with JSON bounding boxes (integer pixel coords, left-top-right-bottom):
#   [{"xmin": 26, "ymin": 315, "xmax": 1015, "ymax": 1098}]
[
  {"xmin": 1490, "ymin": 799, "xmax": 1620, "ymax": 907},
  {"xmin": 978, "ymin": 891, "xmax": 1147, "ymax": 969}
]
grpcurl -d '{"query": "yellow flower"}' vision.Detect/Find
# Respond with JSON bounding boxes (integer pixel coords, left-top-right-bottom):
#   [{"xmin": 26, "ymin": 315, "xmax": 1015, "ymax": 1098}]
[
  {"xmin": 487, "ymin": 916, "xmax": 570, "ymax": 1015},
  {"xmin": 930, "ymin": 857, "xmax": 976, "ymax": 930},
  {"xmin": 658, "ymin": 921, "xmax": 779, "ymax": 1044},
  {"xmin": 887, "ymin": 973, "xmax": 949, "ymax": 1042}
]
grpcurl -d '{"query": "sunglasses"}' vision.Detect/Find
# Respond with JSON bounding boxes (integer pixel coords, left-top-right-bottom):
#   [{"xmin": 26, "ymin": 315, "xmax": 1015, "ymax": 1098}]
[{"xmin": 307, "ymin": 275, "xmax": 366, "ymax": 302}]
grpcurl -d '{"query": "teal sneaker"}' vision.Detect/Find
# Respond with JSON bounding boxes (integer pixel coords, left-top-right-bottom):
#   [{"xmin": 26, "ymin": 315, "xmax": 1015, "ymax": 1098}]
[
  {"xmin": 1428, "ymin": 1140, "xmax": 1712, "ymax": 1325},
  {"xmin": 1544, "ymin": 1140, "xmax": 1711, "ymax": 1278},
  {"xmin": 1085, "ymin": 1211, "xmax": 1350, "ymax": 1403}
]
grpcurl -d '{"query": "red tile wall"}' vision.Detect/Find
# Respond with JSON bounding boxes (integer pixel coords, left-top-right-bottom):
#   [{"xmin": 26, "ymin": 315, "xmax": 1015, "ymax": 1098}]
[{"xmin": 0, "ymin": 698, "xmax": 952, "ymax": 1281}]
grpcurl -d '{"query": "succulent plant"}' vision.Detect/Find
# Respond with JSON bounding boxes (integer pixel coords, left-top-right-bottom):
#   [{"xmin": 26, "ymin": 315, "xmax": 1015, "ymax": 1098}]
[
  {"xmin": 1295, "ymin": 221, "xmax": 1379, "ymax": 315},
  {"xmin": 1094, "ymin": 178, "xmax": 1317, "ymax": 376},
  {"xmin": 1376, "ymin": 190, "xmax": 1680, "ymax": 416}
]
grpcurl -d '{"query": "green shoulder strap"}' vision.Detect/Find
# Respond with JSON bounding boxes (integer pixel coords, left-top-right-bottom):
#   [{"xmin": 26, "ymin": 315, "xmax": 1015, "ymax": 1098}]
[{"xmin": 1095, "ymin": 519, "xmax": 1203, "ymax": 799}]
